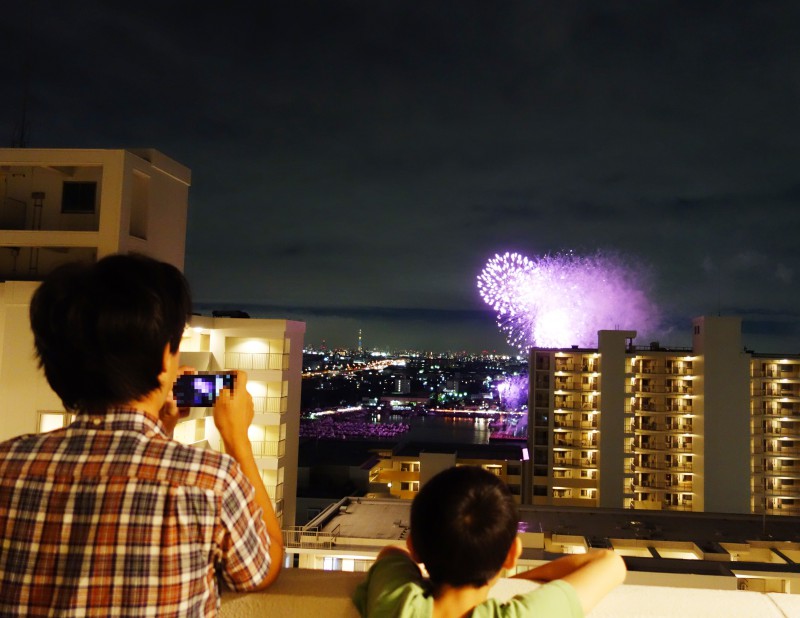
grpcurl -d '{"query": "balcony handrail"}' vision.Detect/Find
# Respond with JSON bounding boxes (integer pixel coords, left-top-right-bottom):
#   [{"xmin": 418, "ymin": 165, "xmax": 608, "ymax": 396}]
[
  {"xmin": 225, "ymin": 351, "xmax": 290, "ymax": 371},
  {"xmin": 252, "ymin": 395, "xmax": 288, "ymax": 414},
  {"xmin": 250, "ymin": 439, "xmax": 286, "ymax": 458},
  {"xmin": 283, "ymin": 524, "xmax": 341, "ymax": 549}
]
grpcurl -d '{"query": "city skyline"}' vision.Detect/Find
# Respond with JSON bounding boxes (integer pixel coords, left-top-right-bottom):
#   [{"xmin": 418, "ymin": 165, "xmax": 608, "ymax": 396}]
[{"xmin": 3, "ymin": 1, "xmax": 800, "ymax": 353}]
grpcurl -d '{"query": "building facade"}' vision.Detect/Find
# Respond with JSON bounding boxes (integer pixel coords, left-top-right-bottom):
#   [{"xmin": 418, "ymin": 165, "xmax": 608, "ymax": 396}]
[
  {"xmin": 528, "ymin": 316, "xmax": 799, "ymax": 516},
  {"xmin": 0, "ymin": 148, "xmax": 191, "ymax": 277},
  {"xmin": 368, "ymin": 443, "xmax": 525, "ymax": 501},
  {"xmin": 178, "ymin": 317, "xmax": 305, "ymax": 527}
]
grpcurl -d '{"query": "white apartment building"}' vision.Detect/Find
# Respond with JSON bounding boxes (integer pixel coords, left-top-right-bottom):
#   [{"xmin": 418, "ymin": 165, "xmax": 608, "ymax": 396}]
[
  {"xmin": 528, "ymin": 315, "xmax": 799, "ymax": 516},
  {"xmin": 179, "ymin": 317, "xmax": 305, "ymax": 527},
  {"xmin": 0, "ymin": 147, "xmax": 190, "ymax": 275}
]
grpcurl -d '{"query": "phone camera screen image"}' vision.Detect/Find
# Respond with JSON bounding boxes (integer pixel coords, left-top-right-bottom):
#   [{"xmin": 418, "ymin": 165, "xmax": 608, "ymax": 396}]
[{"xmin": 174, "ymin": 373, "xmax": 235, "ymax": 407}]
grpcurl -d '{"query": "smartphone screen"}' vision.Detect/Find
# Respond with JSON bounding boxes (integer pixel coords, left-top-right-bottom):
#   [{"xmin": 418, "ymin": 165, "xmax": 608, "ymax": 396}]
[{"xmin": 173, "ymin": 373, "xmax": 235, "ymax": 407}]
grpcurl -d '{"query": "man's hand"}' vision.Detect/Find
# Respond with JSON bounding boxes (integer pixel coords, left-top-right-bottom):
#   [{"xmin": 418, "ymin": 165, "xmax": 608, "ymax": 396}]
[
  {"xmin": 211, "ymin": 369, "xmax": 284, "ymax": 588},
  {"xmin": 158, "ymin": 398, "xmax": 181, "ymax": 438},
  {"xmin": 213, "ymin": 370, "xmax": 254, "ymax": 455},
  {"xmin": 160, "ymin": 366, "xmax": 194, "ymax": 438}
]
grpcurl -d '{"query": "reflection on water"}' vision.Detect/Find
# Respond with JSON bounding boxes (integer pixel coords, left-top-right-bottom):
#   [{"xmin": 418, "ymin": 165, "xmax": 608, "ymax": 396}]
[{"xmin": 375, "ymin": 414, "xmax": 492, "ymax": 445}]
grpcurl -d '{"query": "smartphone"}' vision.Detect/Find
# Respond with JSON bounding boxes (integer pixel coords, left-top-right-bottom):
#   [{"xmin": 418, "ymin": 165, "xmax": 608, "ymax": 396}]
[{"xmin": 173, "ymin": 372, "xmax": 235, "ymax": 407}]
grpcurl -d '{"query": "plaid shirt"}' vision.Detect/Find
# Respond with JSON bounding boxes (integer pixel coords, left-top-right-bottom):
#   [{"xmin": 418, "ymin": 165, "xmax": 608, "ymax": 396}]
[{"xmin": 0, "ymin": 410, "xmax": 271, "ymax": 617}]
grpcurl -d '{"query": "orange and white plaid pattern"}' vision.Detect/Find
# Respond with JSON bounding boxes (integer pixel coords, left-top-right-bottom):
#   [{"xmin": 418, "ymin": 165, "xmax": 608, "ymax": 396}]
[{"xmin": 0, "ymin": 410, "xmax": 271, "ymax": 617}]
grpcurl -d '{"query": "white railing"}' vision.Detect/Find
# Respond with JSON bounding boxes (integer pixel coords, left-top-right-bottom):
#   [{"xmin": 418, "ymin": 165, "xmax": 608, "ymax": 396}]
[
  {"xmin": 252, "ymin": 396, "xmax": 288, "ymax": 414},
  {"xmin": 251, "ymin": 439, "xmax": 286, "ymax": 458},
  {"xmin": 225, "ymin": 352, "xmax": 289, "ymax": 371}
]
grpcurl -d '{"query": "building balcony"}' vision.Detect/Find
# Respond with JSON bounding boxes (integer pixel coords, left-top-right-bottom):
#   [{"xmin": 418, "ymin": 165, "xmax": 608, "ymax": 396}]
[
  {"xmin": 554, "ymin": 380, "xmax": 581, "ymax": 391},
  {"xmin": 666, "ymin": 403, "xmax": 693, "ymax": 413},
  {"xmin": 666, "ymin": 385, "xmax": 693, "ymax": 395},
  {"xmin": 631, "ymin": 420, "xmax": 663, "ymax": 432},
  {"xmin": 759, "ymin": 389, "xmax": 800, "ymax": 400},
  {"xmin": 753, "ymin": 464, "xmax": 800, "ymax": 477},
  {"xmin": 665, "ymin": 462, "xmax": 694, "ymax": 472},
  {"xmin": 553, "ymin": 457, "xmax": 598, "ymax": 468},
  {"xmin": 253, "ymin": 395, "xmax": 288, "ymax": 414},
  {"xmin": 633, "ymin": 443, "xmax": 692, "ymax": 454},
  {"xmin": 251, "ymin": 439, "xmax": 286, "ymax": 458},
  {"xmin": 662, "ymin": 502, "xmax": 694, "ymax": 512},
  {"xmin": 226, "ymin": 352, "xmax": 290, "ymax": 372},
  {"xmin": 755, "ymin": 407, "xmax": 800, "ymax": 418}
]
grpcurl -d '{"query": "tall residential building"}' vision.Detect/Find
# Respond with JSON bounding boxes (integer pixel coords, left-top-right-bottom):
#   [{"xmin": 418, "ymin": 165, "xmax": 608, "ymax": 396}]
[
  {"xmin": 528, "ymin": 315, "xmax": 799, "ymax": 516},
  {"xmin": 751, "ymin": 353, "xmax": 800, "ymax": 515}
]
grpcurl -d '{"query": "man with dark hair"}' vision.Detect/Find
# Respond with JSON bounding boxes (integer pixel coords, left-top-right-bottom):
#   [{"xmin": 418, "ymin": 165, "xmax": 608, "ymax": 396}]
[
  {"xmin": 354, "ymin": 465, "xmax": 626, "ymax": 617},
  {"xmin": 0, "ymin": 254, "xmax": 283, "ymax": 617}
]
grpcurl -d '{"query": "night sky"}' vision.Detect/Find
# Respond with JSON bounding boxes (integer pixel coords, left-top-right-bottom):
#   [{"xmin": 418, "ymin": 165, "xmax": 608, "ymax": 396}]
[{"xmin": 3, "ymin": 1, "xmax": 799, "ymax": 353}]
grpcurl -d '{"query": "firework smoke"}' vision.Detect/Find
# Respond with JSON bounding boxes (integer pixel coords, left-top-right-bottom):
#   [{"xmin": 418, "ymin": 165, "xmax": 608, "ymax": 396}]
[
  {"xmin": 477, "ymin": 251, "xmax": 659, "ymax": 351},
  {"xmin": 495, "ymin": 374, "xmax": 529, "ymax": 410}
]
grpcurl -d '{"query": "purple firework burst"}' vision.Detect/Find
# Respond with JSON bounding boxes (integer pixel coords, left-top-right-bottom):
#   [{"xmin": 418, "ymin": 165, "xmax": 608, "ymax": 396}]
[{"xmin": 477, "ymin": 251, "xmax": 659, "ymax": 351}]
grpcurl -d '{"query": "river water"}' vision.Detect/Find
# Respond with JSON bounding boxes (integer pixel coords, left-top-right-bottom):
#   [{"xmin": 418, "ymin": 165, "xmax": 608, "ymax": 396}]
[{"xmin": 371, "ymin": 413, "xmax": 492, "ymax": 445}]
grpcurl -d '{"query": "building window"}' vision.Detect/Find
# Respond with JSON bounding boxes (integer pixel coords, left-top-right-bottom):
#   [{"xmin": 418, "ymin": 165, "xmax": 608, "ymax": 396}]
[{"xmin": 62, "ymin": 181, "xmax": 97, "ymax": 214}]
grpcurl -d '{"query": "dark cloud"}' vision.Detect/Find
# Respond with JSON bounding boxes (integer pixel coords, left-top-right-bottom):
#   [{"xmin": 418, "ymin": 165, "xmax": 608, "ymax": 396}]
[{"xmin": 3, "ymin": 0, "xmax": 800, "ymax": 351}]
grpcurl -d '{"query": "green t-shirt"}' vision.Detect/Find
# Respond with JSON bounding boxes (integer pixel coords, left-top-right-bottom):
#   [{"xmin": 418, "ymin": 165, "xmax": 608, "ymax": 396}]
[{"xmin": 352, "ymin": 551, "xmax": 584, "ymax": 618}]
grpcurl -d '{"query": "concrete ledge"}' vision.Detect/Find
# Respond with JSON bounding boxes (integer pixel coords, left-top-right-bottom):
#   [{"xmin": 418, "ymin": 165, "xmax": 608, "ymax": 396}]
[{"xmin": 220, "ymin": 569, "xmax": 800, "ymax": 618}]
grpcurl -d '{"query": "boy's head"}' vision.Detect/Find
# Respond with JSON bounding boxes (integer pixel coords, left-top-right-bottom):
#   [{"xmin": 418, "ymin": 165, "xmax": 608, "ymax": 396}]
[
  {"xmin": 409, "ymin": 465, "xmax": 519, "ymax": 588},
  {"xmin": 30, "ymin": 253, "xmax": 192, "ymax": 413}
]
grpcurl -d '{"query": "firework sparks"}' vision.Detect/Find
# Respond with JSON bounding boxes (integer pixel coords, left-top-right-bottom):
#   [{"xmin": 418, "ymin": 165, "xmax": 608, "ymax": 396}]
[{"xmin": 477, "ymin": 251, "xmax": 658, "ymax": 351}]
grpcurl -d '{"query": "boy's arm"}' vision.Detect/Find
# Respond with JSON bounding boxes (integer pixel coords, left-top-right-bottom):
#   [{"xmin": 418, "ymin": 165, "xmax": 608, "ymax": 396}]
[
  {"xmin": 513, "ymin": 549, "xmax": 626, "ymax": 614},
  {"xmin": 214, "ymin": 370, "xmax": 284, "ymax": 589},
  {"xmin": 376, "ymin": 545, "xmax": 410, "ymax": 561}
]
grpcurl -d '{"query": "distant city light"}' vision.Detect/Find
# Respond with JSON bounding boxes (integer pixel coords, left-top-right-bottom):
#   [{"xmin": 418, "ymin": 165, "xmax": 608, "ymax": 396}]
[{"xmin": 477, "ymin": 251, "xmax": 658, "ymax": 350}]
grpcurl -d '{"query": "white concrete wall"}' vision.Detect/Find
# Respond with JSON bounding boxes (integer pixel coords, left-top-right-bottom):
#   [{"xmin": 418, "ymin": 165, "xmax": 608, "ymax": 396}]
[
  {"xmin": 218, "ymin": 570, "xmax": 800, "ymax": 618},
  {"xmin": 693, "ymin": 316, "xmax": 751, "ymax": 513},
  {"xmin": 0, "ymin": 281, "xmax": 62, "ymax": 442}
]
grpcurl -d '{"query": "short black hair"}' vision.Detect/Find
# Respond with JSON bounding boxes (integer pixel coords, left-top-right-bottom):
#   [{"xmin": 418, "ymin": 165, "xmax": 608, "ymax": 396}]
[
  {"xmin": 29, "ymin": 253, "xmax": 192, "ymax": 413},
  {"xmin": 410, "ymin": 466, "xmax": 518, "ymax": 588}
]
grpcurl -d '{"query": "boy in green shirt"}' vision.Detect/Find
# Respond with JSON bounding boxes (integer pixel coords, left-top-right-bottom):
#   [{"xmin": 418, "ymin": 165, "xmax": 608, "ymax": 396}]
[{"xmin": 353, "ymin": 466, "xmax": 625, "ymax": 617}]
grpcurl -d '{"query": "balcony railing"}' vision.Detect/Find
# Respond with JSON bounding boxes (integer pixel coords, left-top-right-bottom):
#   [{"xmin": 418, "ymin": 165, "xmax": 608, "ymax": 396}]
[
  {"xmin": 253, "ymin": 396, "xmax": 288, "ymax": 414},
  {"xmin": 251, "ymin": 439, "xmax": 286, "ymax": 458},
  {"xmin": 283, "ymin": 525, "xmax": 340, "ymax": 549},
  {"xmin": 226, "ymin": 352, "xmax": 290, "ymax": 371},
  {"xmin": 553, "ymin": 458, "xmax": 597, "ymax": 468},
  {"xmin": 264, "ymin": 483, "xmax": 284, "ymax": 502}
]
